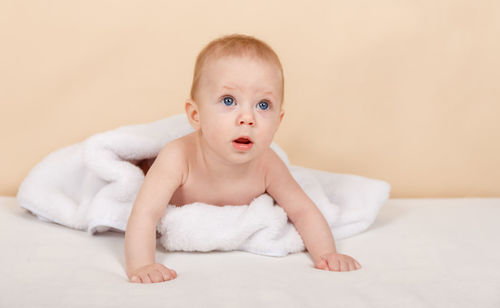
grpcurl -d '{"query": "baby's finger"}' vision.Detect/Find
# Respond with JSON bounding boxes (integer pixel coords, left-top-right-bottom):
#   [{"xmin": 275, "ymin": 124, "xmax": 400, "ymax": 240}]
[
  {"xmin": 158, "ymin": 267, "xmax": 173, "ymax": 281},
  {"xmin": 339, "ymin": 260, "xmax": 348, "ymax": 272},
  {"xmin": 149, "ymin": 270, "xmax": 164, "ymax": 283},
  {"xmin": 315, "ymin": 258, "xmax": 328, "ymax": 270},
  {"xmin": 141, "ymin": 273, "xmax": 152, "ymax": 284},
  {"xmin": 353, "ymin": 261, "xmax": 361, "ymax": 270},
  {"xmin": 169, "ymin": 269, "xmax": 177, "ymax": 278},
  {"xmin": 329, "ymin": 259, "xmax": 340, "ymax": 271},
  {"xmin": 138, "ymin": 275, "xmax": 145, "ymax": 283}
]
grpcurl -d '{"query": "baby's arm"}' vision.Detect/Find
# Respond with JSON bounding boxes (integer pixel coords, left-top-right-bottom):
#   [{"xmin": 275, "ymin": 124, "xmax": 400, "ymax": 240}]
[
  {"xmin": 265, "ymin": 151, "xmax": 361, "ymax": 272},
  {"xmin": 124, "ymin": 145, "xmax": 185, "ymax": 283}
]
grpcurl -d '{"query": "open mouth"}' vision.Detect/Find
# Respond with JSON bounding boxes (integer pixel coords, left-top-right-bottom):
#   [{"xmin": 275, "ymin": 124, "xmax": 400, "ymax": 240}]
[
  {"xmin": 233, "ymin": 137, "xmax": 252, "ymax": 144},
  {"xmin": 232, "ymin": 136, "xmax": 253, "ymax": 151}
]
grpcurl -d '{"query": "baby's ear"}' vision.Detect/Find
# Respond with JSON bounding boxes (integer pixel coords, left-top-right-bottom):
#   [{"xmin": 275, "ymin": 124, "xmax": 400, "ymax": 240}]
[
  {"xmin": 279, "ymin": 109, "xmax": 285, "ymax": 123},
  {"xmin": 185, "ymin": 99, "xmax": 200, "ymax": 129}
]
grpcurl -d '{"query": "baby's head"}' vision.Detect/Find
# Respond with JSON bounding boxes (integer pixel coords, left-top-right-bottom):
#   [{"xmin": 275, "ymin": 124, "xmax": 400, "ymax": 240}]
[
  {"xmin": 189, "ymin": 33, "xmax": 284, "ymax": 107},
  {"xmin": 185, "ymin": 34, "xmax": 286, "ymax": 164}
]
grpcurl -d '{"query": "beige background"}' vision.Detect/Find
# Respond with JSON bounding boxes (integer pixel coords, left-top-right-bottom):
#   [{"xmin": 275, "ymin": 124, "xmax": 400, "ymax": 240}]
[{"xmin": 1, "ymin": 0, "xmax": 499, "ymax": 198}]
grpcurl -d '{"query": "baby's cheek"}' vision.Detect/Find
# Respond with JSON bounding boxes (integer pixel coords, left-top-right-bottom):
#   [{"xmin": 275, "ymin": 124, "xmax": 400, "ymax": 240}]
[
  {"xmin": 201, "ymin": 121, "xmax": 219, "ymax": 136},
  {"xmin": 261, "ymin": 125, "xmax": 278, "ymax": 143},
  {"xmin": 258, "ymin": 135, "xmax": 275, "ymax": 150},
  {"xmin": 204, "ymin": 125, "xmax": 227, "ymax": 146}
]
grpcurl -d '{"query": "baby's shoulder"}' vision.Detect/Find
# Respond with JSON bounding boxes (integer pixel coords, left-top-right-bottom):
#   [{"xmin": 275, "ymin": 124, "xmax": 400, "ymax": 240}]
[
  {"xmin": 154, "ymin": 134, "xmax": 193, "ymax": 171},
  {"xmin": 261, "ymin": 147, "xmax": 285, "ymax": 165},
  {"xmin": 157, "ymin": 133, "xmax": 192, "ymax": 161},
  {"xmin": 261, "ymin": 148, "xmax": 293, "ymax": 190},
  {"xmin": 152, "ymin": 134, "xmax": 193, "ymax": 184},
  {"xmin": 260, "ymin": 147, "xmax": 288, "ymax": 175}
]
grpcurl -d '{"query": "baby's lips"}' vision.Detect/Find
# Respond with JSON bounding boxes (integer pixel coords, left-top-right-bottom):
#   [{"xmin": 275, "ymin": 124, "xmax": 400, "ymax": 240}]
[{"xmin": 233, "ymin": 136, "xmax": 253, "ymax": 144}]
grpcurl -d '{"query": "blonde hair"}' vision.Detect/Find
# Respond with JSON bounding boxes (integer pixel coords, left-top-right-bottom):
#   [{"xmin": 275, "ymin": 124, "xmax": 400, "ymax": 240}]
[{"xmin": 189, "ymin": 33, "xmax": 284, "ymax": 106}]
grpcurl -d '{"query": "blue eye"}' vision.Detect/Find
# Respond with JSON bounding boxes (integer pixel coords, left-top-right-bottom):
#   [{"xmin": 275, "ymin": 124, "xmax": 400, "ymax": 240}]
[
  {"xmin": 257, "ymin": 101, "xmax": 269, "ymax": 110},
  {"xmin": 222, "ymin": 96, "xmax": 234, "ymax": 106}
]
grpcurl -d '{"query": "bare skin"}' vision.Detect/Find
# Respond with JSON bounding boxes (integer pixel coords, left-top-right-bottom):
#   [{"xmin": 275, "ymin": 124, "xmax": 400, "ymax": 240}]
[{"xmin": 125, "ymin": 55, "xmax": 360, "ymax": 284}]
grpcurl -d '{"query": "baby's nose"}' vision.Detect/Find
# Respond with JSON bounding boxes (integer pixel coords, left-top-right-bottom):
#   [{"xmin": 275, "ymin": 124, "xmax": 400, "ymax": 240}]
[
  {"xmin": 238, "ymin": 112, "xmax": 255, "ymax": 126},
  {"xmin": 239, "ymin": 118, "xmax": 255, "ymax": 126}
]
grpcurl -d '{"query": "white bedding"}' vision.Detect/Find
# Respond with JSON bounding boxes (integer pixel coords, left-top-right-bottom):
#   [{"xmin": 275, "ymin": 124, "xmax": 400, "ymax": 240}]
[
  {"xmin": 15, "ymin": 113, "xmax": 390, "ymax": 256},
  {"xmin": 1, "ymin": 196, "xmax": 499, "ymax": 307}
]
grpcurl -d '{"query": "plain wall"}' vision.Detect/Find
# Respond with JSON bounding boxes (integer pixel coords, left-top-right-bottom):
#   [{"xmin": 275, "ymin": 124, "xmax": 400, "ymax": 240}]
[{"xmin": 1, "ymin": 0, "xmax": 499, "ymax": 197}]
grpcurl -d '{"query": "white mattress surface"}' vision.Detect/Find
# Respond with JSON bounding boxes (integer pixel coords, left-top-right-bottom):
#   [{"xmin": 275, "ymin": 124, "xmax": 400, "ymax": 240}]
[{"xmin": 1, "ymin": 196, "xmax": 499, "ymax": 308}]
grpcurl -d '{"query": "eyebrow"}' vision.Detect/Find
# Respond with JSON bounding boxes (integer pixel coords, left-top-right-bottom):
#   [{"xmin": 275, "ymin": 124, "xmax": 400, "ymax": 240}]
[
  {"xmin": 222, "ymin": 85, "xmax": 275, "ymax": 97},
  {"xmin": 222, "ymin": 85, "xmax": 240, "ymax": 91}
]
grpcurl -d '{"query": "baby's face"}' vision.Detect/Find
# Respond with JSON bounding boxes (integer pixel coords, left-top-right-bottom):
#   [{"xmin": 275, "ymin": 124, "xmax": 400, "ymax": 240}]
[{"xmin": 191, "ymin": 55, "xmax": 284, "ymax": 164}]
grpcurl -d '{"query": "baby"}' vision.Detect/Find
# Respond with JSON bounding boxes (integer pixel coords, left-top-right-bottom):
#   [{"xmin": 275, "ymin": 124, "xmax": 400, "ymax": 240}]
[{"xmin": 124, "ymin": 34, "xmax": 361, "ymax": 284}]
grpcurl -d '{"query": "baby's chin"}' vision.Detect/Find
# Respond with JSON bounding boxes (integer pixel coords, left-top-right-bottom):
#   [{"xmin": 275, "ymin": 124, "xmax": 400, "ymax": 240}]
[
  {"xmin": 227, "ymin": 146, "xmax": 262, "ymax": 164},
  {"xmin": 227, "ymin": 152, "xmax": 257, "ymax": 165}
]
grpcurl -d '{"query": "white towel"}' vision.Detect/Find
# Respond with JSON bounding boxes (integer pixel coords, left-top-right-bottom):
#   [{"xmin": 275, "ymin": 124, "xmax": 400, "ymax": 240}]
[{"xmin": 16, "ymin": 114, "xmax": 391, "ymax": 257}]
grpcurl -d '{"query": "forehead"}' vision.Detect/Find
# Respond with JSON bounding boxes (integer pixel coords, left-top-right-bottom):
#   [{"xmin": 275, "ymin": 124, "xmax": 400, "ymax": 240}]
[{"xmin": 201, "ymin": 55, "xmax": 282, "ymax": 93}]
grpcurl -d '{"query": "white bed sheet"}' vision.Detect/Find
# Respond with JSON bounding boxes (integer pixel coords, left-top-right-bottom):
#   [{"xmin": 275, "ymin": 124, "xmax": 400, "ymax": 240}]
[{"xmin": 1, "ymin": 196, "xmax": 499, "ymax": 308}]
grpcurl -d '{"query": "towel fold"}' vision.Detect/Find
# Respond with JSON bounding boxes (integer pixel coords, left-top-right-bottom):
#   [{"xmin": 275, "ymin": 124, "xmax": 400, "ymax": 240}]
[{"xmin": 16, "ymin": 114, "xmax": 390, "ymax": 256}]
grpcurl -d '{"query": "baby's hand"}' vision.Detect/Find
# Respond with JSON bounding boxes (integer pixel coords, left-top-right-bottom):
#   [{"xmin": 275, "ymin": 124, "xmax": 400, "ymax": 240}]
[
  {"xmin": 314, "ymin": 253, "xmax": 361, "ymax": 272},
  {"xmin": 128, "ymin": 263, "xmax": 177, "ymax": 283}
]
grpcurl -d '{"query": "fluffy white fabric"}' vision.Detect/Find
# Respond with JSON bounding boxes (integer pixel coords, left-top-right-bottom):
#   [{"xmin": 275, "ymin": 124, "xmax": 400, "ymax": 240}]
[{"xmin": 16, "ymin": 114, "xmax": 390, "ymax": 257}]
